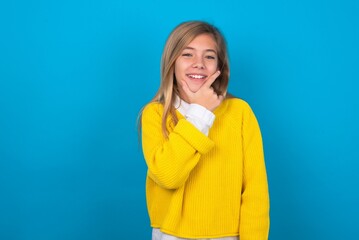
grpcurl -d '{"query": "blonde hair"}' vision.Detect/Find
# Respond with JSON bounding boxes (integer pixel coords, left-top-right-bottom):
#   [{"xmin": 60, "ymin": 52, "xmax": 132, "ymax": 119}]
[{"xmin": 141, "ymin": 20, "xmax": 230, "ymax": 138}]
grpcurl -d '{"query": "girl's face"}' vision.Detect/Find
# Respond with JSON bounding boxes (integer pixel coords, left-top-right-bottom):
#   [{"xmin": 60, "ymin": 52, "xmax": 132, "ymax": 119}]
[{"xmin": 174, "ymin": 34, "xmax": 218, "ymax": 99}]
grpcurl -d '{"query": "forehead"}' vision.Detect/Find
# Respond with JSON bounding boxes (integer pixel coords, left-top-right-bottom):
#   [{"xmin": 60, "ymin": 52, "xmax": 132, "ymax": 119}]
[{"xmin": 186, "ymin": 34, "xmax": 217, "ymax": 51}]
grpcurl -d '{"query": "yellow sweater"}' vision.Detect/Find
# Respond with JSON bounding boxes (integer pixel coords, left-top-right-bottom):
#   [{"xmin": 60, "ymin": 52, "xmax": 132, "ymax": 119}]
[{"xmin": 141, "ymin": 98, "xmax": 269, "ymax": 240}]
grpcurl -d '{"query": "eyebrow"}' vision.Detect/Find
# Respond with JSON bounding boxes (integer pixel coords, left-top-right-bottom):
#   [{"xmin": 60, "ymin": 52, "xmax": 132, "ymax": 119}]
[{"xmin": 183, "ymin": 47, "xmax": 217, "ymax": 54}]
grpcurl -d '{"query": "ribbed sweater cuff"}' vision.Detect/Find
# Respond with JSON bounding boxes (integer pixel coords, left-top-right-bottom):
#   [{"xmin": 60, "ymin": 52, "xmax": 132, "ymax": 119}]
[{"xmin": 174, "ymin": 119, "xmax": 214, "ymax": 154}]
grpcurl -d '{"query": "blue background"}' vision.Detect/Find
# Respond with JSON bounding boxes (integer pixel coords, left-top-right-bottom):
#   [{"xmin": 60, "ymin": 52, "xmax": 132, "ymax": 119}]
[{"xmin": 1, "ymin": 0, "xmax": 358, "ymax": 239}]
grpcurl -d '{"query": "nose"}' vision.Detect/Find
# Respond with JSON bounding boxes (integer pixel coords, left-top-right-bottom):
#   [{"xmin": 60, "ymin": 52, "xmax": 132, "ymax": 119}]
[{"xmin": 192, "ymin": 56, "xmax": 205, "ymax": 69}]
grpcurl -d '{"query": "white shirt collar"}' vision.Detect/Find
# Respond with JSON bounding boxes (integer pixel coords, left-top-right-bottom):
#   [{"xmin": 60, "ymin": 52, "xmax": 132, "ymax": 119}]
[{"xmin": 174, "ymin": 95, "xmax": 189, "ymax": 115}]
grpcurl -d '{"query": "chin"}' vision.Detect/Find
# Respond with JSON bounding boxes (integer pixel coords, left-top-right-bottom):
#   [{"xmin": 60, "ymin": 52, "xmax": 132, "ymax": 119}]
[
  {"xmin": 187, "ymin": 82, "xmax": 205, "ymax": 92},
  {"xmin": 188, "ymin": 86, "xmax": 202, "ymax": 93}
]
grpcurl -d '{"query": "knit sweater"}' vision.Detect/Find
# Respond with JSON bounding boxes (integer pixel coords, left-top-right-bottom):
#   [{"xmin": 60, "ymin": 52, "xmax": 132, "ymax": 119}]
[{"xmin": 141, "ymin": 98, "xmax": 270, "ymax": 240}]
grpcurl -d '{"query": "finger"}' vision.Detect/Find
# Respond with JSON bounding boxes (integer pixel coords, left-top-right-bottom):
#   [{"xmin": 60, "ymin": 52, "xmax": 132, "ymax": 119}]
[
  {"xmin": 203, "ymin": 70, "xmax": 221, "ymax": 88},
  {"xmin": 222, "ymin": 90, "xmax": 227, "ymax": 98},
  {"xmin": 218, "ymin": 89, "xmax": 227, "ymax": 100}
]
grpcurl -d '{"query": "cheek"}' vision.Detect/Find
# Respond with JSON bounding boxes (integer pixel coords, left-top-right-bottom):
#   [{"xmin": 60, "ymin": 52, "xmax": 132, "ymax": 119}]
[
  {"xmin": 174, "ymin": 66, "xmax": 180, "ymax": 82},
  {"xmin": 174, "ymin": 64, "xmax": 183, "ymax": 86},
  {"xmin": 174, "ymin": 60, "xmax": 187, "ymax": 78},
  {"xmin": 213, "ymin": 59, "xmax": 219, "ymax": 69},
  {"xmin": 208, "ymin": 61, "xmax": 219, "ymax": 73}
]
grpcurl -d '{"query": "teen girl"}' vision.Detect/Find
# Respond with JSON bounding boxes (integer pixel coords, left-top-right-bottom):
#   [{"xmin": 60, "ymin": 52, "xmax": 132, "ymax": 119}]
[{"xmin": 140, "ymin": 21, "xmax": 269, "ymax": 240}]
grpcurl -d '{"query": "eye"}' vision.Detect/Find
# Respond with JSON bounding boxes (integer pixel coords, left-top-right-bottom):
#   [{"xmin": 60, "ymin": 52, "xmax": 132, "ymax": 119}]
[
  {"xmin": 205, "ymin": 55, "xmax": 216, "ymax": 60},
  {"xmin": 182, "ymin": 53, "xmax": 192, "ymax": 57}
]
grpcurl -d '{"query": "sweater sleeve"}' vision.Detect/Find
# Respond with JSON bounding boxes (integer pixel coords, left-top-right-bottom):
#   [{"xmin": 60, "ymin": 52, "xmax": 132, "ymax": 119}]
[
  {"xmin": 141, "ymin": 103, "xmax": 215, "ymax": 190},
  {"xmin": 239, "ymin": 103, "xmax": 270, "ymax": 240}
]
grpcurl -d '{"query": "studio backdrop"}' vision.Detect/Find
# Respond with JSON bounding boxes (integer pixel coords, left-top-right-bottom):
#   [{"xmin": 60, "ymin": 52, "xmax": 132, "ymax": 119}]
[{"xmin": 0, "ymin": 0, "xmax": 358, "ymax": 239}]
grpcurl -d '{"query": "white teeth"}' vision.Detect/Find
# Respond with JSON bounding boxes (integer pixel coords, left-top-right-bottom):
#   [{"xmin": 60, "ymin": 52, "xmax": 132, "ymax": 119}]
[{"xmin": 188, "ymin": 75, "xmax": 206, "ymax": 79}]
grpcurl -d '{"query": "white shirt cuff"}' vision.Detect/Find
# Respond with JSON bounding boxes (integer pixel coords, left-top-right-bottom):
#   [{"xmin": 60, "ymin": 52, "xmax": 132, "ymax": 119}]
[{"xmin": 185, "ymin": 104, "xmax": 215, "ymax": 136}]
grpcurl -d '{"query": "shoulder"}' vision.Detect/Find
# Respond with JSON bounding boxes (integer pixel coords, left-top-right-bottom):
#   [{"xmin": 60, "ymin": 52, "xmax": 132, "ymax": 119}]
[
  {"xmin": 218, "ymin": 96, "xmax": 259, "ymax": 126},
  {"xmin": 223, "ymin": 97, "xmax": 261, "ymax": 132},
  {"xmin": 223, "ymin": 96, "xmax": 253, "ymax": 114},
  {"xmin": 142, "ymin": 101, "xmax": 164, "ymax": 117},
  {"xmin": 226, "ymin": 97, "xmax": 250, "ymax": 108}
]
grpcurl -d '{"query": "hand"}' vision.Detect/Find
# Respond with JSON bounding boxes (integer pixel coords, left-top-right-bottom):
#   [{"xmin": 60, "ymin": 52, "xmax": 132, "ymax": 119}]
[{"xmin": 181, "ymin": 71, "xmax": 226, "ymax": 112}]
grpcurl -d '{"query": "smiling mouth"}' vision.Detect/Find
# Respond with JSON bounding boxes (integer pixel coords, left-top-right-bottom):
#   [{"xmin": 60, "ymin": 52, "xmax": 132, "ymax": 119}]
[{"xmin": 186, "ymin": 74, "xmax": 207, "ymax": 79}]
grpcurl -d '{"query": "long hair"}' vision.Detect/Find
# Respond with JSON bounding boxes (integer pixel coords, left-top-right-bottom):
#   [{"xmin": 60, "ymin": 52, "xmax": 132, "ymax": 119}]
[{"xmin": 140, "ymin": 20, "xmax": 230, "ymax": 138}]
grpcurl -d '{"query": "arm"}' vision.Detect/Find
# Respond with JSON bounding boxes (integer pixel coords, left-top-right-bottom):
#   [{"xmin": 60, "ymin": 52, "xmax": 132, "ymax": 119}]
[
  {"xmin": 141, "ymin": 104, "xmax": 215, "ymax": 190},
  {"xmin": 239, "ymin": 104, "xmax": 270, "ymax": 240}
]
